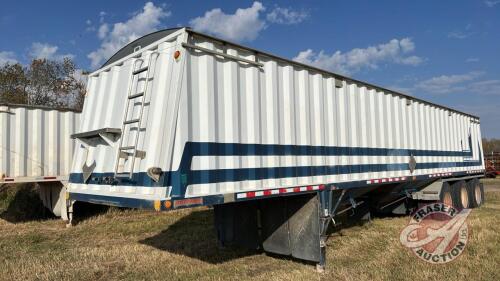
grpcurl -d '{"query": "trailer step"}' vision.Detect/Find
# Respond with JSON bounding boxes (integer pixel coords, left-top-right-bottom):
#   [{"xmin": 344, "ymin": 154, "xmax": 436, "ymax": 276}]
[
  {"xmin": 132, "ymin": 66, "xmax": 148, "ymax": 75},
  {"xmin": 123, "ymin": 119, "xmax": 140, "ymax": 125},
  {"xmin": 119, "ymin": 146, "xmax": 135, "ymax": 150},
  {"xmin": 128, "ymin": 92, "xmax": 144, "ymax": 99}
]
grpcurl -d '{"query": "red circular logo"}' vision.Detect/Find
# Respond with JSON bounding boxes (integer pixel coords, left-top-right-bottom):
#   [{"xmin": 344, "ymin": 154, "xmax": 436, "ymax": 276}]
[{"xmin": 400, "ymin": 203, "xmax": 470, "ymax": 264}]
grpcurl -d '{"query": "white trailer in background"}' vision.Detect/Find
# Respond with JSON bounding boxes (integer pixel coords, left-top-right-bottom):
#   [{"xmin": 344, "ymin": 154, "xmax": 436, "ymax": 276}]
[
  {"xmin": 0, "ymin": 103, "xmax": 80, "ymax": 219},
  {"xmin": 67, "ymin": 27, "xmax": 485, "ymax": 269}
]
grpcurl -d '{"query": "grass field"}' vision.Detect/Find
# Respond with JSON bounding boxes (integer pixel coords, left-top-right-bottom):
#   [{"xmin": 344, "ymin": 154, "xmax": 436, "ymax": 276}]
[{"xmin": 0, "ymin": 180, "xmax": 499, "ymax": 281}]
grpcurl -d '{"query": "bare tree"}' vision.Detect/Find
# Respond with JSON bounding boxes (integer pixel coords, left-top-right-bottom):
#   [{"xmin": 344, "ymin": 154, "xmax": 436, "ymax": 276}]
[
  {"xmin": 0, "ymin": 63, "xmax": 28, "ymax": 104},
  {"xmin": 0, "ymin": 58, "xmax": 86, "ymax": 110},
  {"xmin": 483, "ymin": 138, "xmax": 500, "ymax": 155}
]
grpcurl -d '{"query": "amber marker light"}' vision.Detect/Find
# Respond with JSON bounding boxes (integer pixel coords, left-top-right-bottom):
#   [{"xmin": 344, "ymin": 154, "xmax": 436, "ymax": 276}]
[
  {"xmin": 164, "ymin": 200, "xmax": 172, "ymax": 209},
  {"xmin": 174, "ymin": 50, "xmax": 181, "ymax": 60}
]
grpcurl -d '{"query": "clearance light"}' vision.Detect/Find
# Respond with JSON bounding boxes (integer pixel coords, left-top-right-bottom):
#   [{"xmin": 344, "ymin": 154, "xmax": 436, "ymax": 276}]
[
  {"xmin": 164, "ymin": 200, "xmax": 172, "ymax": 209},
  {"xmin": 174, "ymin": 50, "xmax": 181, "ymax": 60}
]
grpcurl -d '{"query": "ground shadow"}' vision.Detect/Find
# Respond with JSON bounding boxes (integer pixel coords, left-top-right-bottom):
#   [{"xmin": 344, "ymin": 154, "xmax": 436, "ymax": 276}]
[
  {"xmin": 71, "ymin": 201, "xmax": 113, "ymax": 224},
  {"xmin": 0, "ymin": 183, "xmax": 55, "ymax": 223},
  {"xmin": 140, "ymin": 208, "xmax": 259, "ymax": 264},
  {"xmin": 140, "ymin": 204, "xmax": 379, "ymax": 265},
  {"xmin": 0, "ymin": 184, "xmax": 116, "ymax": 224}
]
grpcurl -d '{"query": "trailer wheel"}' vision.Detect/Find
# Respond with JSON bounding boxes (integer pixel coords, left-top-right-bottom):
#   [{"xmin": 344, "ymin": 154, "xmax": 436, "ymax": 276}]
[
  {"xmin": 440, "ymin": 182, "xmax": 454, "ymax": 207},
  {"xmin": 453, "ymin": 181, "xmax": 470, "ymax": 209},
  {"xmin": 468, "ymin": 179, "xmax": 484, "ymax": 208}
]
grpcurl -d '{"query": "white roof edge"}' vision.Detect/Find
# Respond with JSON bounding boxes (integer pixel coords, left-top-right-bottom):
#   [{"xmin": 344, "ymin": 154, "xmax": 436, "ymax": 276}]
[{"xmin": 89, "ymin": 28, "xmax": 188, "ymax": 77}]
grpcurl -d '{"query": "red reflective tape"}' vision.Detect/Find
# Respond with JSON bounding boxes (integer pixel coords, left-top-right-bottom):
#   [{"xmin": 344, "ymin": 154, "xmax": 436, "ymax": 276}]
[
  {"xmin": 293, "ymin": 187, "xmax": 301, "ymax": 193},
  {"xmin": 4, "ymin": 178, "xmax": 14, "ymax": 182},
  {"xmin": 319, "ymin": 184, "xmax": 325, "ymax": 190},
  {"xmin": 279, "ymin": 188, "xmax": 287, "ymax": 194},
  {"xmin": 246, "ymin": 191, "xmax": 256, "ymax": 198},
  {"xmin": 44, "ymin": 176, "xmax": 57, "ymax": 180},
  {"xmin": 173, "ymin": 197, "xmax": 203, "ymax": 208},
  {"xmin": 306, "ymin": 186, "xmax": 313, "ymax": 191},
  {"xmin": 263, "ymin": 190, "xmax": 272, "ymax": 196}
]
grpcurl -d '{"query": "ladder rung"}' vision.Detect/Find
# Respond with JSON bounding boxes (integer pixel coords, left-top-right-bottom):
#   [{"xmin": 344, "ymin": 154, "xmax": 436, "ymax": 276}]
[
  {"xmin": 132, "ymin": 67, "xmax": 148, "ymax": 75},
  {"xmin": 128, "ymin": 92, "xmax": 144, "ymax": 99},
  {"xmin": 120, "ymin": 146, "xmax": 136, "ymax": 150},
  {"xmin": 123, "ymin": 119, "xmax": 140, "ymax": 125}
]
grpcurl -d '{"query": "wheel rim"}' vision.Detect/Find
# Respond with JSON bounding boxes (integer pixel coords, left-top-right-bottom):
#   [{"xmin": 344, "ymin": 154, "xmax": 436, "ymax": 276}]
[
  {"xmin": 475, "ymin": 184, "xmax": 482, "ymax": 205},
  {"xmin": 460, "ymin": 185, "xmax": 469, "ymax": 208},
  {"xmin": 443, "ymin": 192, "xmax": 453, "ymax": 206}
]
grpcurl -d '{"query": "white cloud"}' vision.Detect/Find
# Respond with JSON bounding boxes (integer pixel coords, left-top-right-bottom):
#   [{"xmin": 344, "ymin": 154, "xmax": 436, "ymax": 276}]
[
  {"xmin": 485, "ymin": 0, "xmax": 500, "ymax": 7},
  {"xmin": 88, "ymin": 2, "xmax": 170, "ymax": 68},
  {"xmin": 405, "ymin": 71, "xmax": 500, "ymax": 96},
  {"xmin": 414, "ymin": 71, "xmax": 483, "ymax": 94},
  {"xmin": 293, "ymin": 38, "xmax": 423, "ymax": 75},
  {"xmin": 0, "ymin": 51, "xmax": 17, "ymax": 65},
  {"xmin": 448, "ymin": 31, "xmax": 472, "ymax": 39},
  {"xmin": 86, "ymin": 19, "xmax": 92, "ymax": 25},
  {"xmin": 99, "ymin": 11, "xmax": 106, "ymax": 23},
  {"xmin": 466, "ymin": 57, "xmax": 479, "ymax": 63},
  {"xmin": 98, "ymin": 23, "xmax": 109, "ymax": 39},
  {"xmin": 29, "ymin": 42, "xmax": 74, "ymax": 60},
  {"xmin": 189, "ymin": 2, "xmax": 266, "ymax": 42},
  {"xmin": 73, "ymin": 69, "xmax": 89, "ymax": 86},
  {"xmin": 266, "ymin": 6, "xmax": 308, "ymax": 24},
  {"xmin": 448, "ymin": 24, "xmax": 474, "ymax": 39},
  {"xmin": 468, "ymin": 79, "xmax": 500, "ymax": 95}
]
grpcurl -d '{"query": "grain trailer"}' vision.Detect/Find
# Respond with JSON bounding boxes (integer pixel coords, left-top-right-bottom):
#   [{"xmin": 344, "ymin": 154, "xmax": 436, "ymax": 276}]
[
  {"xmin": 0, "ymin": 103, "xmax": 81, "ymax": 219},
  {"xmin": 68, "ymin": 28, "xmax": 485, "ymax": 269}
]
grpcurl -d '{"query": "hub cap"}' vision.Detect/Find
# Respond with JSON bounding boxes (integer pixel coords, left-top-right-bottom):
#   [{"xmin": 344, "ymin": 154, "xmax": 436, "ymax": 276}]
[
  {"xmin": 443, "ymin": 192, "xmax": 453, "ymax": 206},
  {"xmin": 460, "ymin": 185, "xmax": 469, "ymax": 208},
  {"xmin": 475, "ymin": 184, "xmax": 482, "ymax": 205}
]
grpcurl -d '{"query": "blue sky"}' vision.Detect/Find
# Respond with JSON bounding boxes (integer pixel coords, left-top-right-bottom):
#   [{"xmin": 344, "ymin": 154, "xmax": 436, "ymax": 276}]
[{"xmin": 1, "ymin": 1, "xmax": 499, "ymax": 137}]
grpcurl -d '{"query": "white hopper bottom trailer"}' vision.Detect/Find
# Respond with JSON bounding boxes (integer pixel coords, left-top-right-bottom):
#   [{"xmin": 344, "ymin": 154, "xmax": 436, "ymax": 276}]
[
  {"xmin": 0, "ymin": 103, "xmax": 80, "ymax": 220},
  {"xmin": 68, "ymin": 27, "xmax": 485, "ymax": 270}
]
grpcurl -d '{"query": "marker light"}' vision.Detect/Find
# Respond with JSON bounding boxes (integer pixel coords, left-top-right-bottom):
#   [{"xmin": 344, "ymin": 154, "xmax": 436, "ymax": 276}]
[{"xmin": 174, "ymin": 50, "xmax": 181, "ymax": 60}]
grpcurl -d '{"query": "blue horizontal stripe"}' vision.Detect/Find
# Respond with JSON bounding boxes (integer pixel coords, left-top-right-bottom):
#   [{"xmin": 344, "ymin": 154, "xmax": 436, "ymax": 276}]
[{"xmin": 69, "ymin": 139, "xmax": 481, "ymax": 198}]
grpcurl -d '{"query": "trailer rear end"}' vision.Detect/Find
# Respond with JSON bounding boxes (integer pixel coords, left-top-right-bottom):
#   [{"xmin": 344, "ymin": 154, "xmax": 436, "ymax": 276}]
[
  {"xmin": 67, "ymin": 27, "xmax": 485, "ymax": 269},
  {"xmin": 0, "ymin": 103, "xmax": 80, "ymax": 218}
]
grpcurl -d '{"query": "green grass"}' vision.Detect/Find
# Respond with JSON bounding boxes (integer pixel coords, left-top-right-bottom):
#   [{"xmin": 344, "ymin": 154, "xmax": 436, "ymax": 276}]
[{"xmin": 0, "ymin": 182, "xmax": 499, "ymax": 281}]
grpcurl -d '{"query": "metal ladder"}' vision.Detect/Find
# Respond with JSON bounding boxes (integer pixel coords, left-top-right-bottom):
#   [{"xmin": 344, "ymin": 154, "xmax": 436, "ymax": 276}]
[{"xmin": 115, "ymin": 51, "xmax": 159, "ymax": 178}]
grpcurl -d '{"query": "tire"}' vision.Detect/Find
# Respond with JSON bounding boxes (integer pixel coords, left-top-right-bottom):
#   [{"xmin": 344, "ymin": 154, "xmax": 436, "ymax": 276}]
[
  {"xmin": 475, "ymin": 182, "xmax": 486, "ymax": 207},
  {"xmin": 452, "ymin": 181, "xmax": 470, "ymax": 209},
  {"xmin": 467, "ymin": 179, "xmax": 483, "ymax": 208},
  {"xmin": 440, "ymin": 182, "xmax": 455, "ymax": 207}
]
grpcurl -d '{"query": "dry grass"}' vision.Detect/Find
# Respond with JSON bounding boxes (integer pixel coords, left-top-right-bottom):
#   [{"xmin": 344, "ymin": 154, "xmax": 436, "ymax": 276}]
[{"xmin": 0, "ymin": 181, "xmax": 499, "ymax": 281}]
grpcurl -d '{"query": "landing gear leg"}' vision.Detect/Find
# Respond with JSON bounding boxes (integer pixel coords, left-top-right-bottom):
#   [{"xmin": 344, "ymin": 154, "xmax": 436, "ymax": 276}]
[{"xmin": 66, "ymin": 200, "xmax": 74, "ymax": 228}]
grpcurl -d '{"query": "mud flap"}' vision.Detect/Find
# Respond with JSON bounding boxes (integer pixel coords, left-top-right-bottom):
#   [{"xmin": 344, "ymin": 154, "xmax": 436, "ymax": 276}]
[
  {"xmin": 260, "ymin": 194, "xmax": 321, "ymax": 262},
  {"xmin": 213, "ymin": 193, "xmax": 322, "ymax": 263}
]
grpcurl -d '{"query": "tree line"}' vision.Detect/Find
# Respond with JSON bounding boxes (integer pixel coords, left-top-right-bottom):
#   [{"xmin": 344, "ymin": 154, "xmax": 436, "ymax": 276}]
[
  {"xmin": 483, "ymin": 138, "xmax": 500, "ymax": 155},
  {"xmin": 0, "ymin": 58, "xmax": 86, "ymax": 111}
]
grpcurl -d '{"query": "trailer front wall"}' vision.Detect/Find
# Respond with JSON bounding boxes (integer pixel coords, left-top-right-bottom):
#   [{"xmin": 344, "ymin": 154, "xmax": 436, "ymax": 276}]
[{"xmin": 0, "ymin": 105, "xmax": 80, "ymax": 181}]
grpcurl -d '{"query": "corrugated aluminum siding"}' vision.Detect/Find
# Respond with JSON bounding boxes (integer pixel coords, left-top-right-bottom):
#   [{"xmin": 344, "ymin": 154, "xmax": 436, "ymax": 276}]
[
  {"xmin": 178, "ymin": 35, "xmax": 484, "ymax": 197},
  {"xmin": 0, "ymin": 104, "xmax": 80, "ymax": 180},
  {"xmin": 68, "ymin": 28, "xmax": 484, "ymax": 200}
]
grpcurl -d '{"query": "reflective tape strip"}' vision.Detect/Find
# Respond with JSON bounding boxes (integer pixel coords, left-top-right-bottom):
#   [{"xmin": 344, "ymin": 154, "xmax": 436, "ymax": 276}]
[
  {"xmin": 236, "ymin": 184, "xmax": 325, "ymax": 199},
  {"xmin": 367, "ymin": 176, "xmax": 408, "ymax": 184}
]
